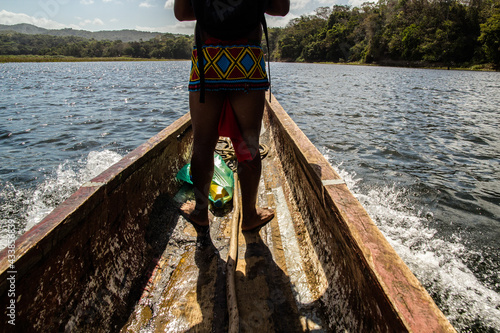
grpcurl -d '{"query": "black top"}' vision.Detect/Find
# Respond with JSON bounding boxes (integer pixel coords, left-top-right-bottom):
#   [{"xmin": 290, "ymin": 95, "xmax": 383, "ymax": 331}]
[{"xmin": 191, "ymin": 0, "xmax": 268, "ymax": 40}]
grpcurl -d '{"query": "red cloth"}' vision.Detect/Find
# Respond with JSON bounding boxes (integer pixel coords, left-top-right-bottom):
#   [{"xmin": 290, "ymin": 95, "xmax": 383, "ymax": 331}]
[{"xmin": 218, "ymin": 98, "xmax": 254, "ymax": 162}]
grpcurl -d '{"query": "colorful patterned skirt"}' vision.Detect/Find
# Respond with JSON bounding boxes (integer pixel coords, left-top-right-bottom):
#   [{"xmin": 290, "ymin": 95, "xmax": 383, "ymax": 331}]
[{"xmin": 188, "ymin": 40, "xmax": 269, "ymax": 92}]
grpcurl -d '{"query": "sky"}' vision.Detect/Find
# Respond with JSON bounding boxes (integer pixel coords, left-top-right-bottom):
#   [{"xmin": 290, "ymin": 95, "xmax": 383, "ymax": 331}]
[{"xmin": 0, "ymin": 0, "xmax": 366, "ymax": 35}]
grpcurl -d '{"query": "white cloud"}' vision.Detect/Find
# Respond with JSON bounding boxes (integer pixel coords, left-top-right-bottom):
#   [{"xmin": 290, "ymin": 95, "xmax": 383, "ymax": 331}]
[
  {"xmin": 79, "ymin": 18, "xmax": 105, "ymax": 27},
  {"xmin": 0, "ymin": 10, "xmax": 79, "ymax": 30},
  {"xmin": 348, "ymin": 0, "xmax": 375, "ymax": 7},
  {"xmin": 164, "ymin": 0, "xmax": 175, "ymax": 9},
  {"xmin": 139, "ymin": 1, "xmax": 153, "ymax": 8},
  {"xmin": 81, "ymin": 0, "xmax": 95, "ymax": 4},
  {"xmin": 291, "ymin": 0, "xmax": 311, "ymax": 10},
  {"xmin": 266, "ymin": 13, "xmax": 296, "ymax": 28},
  {"xmin": 136, "ymin": 20, "xmax": 195, "ymax": 34}
]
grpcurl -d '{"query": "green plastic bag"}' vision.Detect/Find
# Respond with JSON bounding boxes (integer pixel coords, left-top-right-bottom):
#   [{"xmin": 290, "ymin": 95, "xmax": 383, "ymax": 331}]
[{"xmin": 176, "ymin": 153, "xmax": 234, "ymax": 208}]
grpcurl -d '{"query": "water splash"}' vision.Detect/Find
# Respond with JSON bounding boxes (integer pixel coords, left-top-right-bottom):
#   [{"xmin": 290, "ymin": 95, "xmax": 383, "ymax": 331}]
[
  {"xmin": 0, "ymin": 150, "xmax": 122, "ymax": 249},
  {"xmin": 331, "ymin": 161, "xmax": 500, "ymax": 332}
]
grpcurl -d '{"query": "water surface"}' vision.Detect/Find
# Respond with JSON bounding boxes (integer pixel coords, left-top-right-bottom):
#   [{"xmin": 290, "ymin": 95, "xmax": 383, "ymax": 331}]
[{"xmin": 1, "ymin": 61, "xmax": 498, "ymax": 332}]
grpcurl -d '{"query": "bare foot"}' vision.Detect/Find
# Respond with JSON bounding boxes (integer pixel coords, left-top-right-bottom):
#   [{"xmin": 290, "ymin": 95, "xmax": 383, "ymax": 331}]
[
  {"xmin": 241, "ymin": 207, "xmax": 275, "ymax": 232},
  {"xmin": 179, "ymin": 201, "xmax": 210, "ymax": 227}
]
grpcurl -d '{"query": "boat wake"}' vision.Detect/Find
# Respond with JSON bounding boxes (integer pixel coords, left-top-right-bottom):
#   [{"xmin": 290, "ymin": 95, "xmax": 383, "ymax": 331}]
[
  {"xmin": 2, "ymin": 144, "xmax": 499, "ymax": 332},
  {"xmin": 0, "ymin": 150, "xmax": 122, "ymax": 250},
  {"xmin": 331, "ymin": 161, "xmax": 500, "ymax": 333}
]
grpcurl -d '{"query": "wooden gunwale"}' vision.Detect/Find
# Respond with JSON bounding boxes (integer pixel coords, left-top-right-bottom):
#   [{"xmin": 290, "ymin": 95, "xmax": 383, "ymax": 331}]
[
  {"xmin": 263, "ymin": 93, "xmax": 455, "ymax": 332},
  {"xmin": 0, "ymin": 113, "xmax": 192, "ymax": 332}
]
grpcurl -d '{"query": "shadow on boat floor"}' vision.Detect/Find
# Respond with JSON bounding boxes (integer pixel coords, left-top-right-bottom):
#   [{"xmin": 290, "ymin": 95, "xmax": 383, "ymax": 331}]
[
  {"xmin": 118, "ymin": 120, "xmax": 330, "ymax": 332},
  {"xmin": 119, "ymin": 183, "xmax": 325, "ymax": 331}
]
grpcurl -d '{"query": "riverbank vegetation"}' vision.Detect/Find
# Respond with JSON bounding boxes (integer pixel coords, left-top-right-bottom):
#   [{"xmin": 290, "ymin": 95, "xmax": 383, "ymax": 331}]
[
  {"xmin": 0, "ymin": 55, "xmax": 166, "ymax": 63},
  {"xmin": 269, "ymin": 0, "xmax": 500, "ymax": 69},
  {"xmin": 1, "ymin": 0, "xmax": 499, "ymax": 68},
  {"xmin": 0, "ymin": 33, "xmax": 193, "ymax": 61}
]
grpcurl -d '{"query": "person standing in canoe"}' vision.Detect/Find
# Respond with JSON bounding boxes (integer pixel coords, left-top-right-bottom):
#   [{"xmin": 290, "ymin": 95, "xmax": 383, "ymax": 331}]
[{"xmin": 174, "ymin": 0, "xmax": 289, "ymax": 231}]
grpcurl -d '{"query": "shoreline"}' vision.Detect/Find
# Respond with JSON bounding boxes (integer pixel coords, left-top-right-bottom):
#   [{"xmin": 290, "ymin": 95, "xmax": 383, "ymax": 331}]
[
  {"xmin": 1, "ymin": 55, "xmax": 496, "ymax": 71},
  {"xmin": 0, "ymin": 55, "xmax": 181, "ymax": 63},
  {"xmin": 312, "ymin": 60, "xmax": 497, "ymax": 72}
]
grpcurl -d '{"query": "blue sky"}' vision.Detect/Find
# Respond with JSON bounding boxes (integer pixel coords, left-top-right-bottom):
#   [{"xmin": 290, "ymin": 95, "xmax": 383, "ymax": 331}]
[{"xmin": 0, "ymin": 0, "xmax": 363, "ymax": 34}]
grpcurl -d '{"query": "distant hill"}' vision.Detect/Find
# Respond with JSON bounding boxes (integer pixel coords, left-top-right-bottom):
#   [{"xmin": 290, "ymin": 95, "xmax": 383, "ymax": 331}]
[{"xmin": 0, "ymin": 23, "xmax": 165, "ymax": 42}]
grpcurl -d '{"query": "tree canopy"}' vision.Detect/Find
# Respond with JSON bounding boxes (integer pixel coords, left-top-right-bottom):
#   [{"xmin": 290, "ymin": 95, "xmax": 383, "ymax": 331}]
[
  {"xmin": 0, "ymin": 32, "xmax": 193, "ymax": 60},
  {"xmin": 269, "ymin": 0, "xmax": 500, "ymax": 68}
]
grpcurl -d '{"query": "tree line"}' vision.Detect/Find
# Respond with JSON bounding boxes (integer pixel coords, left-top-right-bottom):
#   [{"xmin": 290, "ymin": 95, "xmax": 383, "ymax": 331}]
[
  {"xmin": 1, "ymin": 0, "xmax": 499, "ymax": 68},
  {"xmin": 0, "ymin": 32, "xmax": 193, "ymax": 60},
  {"xmin": 270, "ymin": 0, "xmax": 500, "ymax": 68}
]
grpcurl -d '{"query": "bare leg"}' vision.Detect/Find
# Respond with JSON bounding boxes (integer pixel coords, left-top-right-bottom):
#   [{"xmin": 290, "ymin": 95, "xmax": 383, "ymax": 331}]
[
  {"xmin": 229, "ymin": 90, "xmax": 274, "ymax": 231},
  {"xmin": 180, "ymin": 91, "xmax": 225, "ymax": 226}
]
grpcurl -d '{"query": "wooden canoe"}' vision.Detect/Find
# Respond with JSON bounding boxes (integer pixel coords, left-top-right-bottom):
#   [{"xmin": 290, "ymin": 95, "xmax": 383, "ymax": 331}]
[{"xmin": 0, "ymin": 93, "xmax": 455, "ymax": 332}]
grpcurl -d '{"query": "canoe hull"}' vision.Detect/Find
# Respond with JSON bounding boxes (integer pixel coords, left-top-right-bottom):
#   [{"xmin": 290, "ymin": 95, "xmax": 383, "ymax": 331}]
[
  {"xmin": 0, "ymin": 114, "xmax": 193, "ymax": 332},
  {"xmin": 0, "ymin": 95, "xmax": 455, "ymax": 332},
  {"xmin": 263, "ymin": 94, "xmax": 454, "ymax": 332}
]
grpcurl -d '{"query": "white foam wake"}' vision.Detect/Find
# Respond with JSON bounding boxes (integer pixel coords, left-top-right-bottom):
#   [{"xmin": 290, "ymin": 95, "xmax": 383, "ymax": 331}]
[
  {"xmin": 0, "ymin": 150, "xmax": 122, "ymax": 249},
  {"xmin": 331, "ymin": 161, "xmax": 500, "ymax": 332}
]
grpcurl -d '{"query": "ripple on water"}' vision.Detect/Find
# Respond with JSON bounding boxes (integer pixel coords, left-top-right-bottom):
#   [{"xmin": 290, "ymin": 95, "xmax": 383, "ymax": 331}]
[{"xmin": 1, "ymin": 61, "xmax": 498, "ymax": 332}]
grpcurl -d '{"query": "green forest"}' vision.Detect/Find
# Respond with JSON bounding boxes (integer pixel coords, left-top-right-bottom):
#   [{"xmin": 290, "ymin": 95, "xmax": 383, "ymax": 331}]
[
  {"xmin": 272, "ymin": 0, "xmax": 500, "ymax": 68},
  {"xmin": 1, "ymin": 0, "xmax": 499, "ymax": 68},
  {"xmin": 0, "ymin": 33, "xmax": 193, "ymax": 60}
]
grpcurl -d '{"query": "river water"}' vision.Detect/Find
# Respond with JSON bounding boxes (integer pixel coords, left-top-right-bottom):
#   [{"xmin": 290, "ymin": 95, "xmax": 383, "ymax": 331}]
[{"xmin": 1, "ymin": 61, "xmax": 498, "ymax": 332}]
